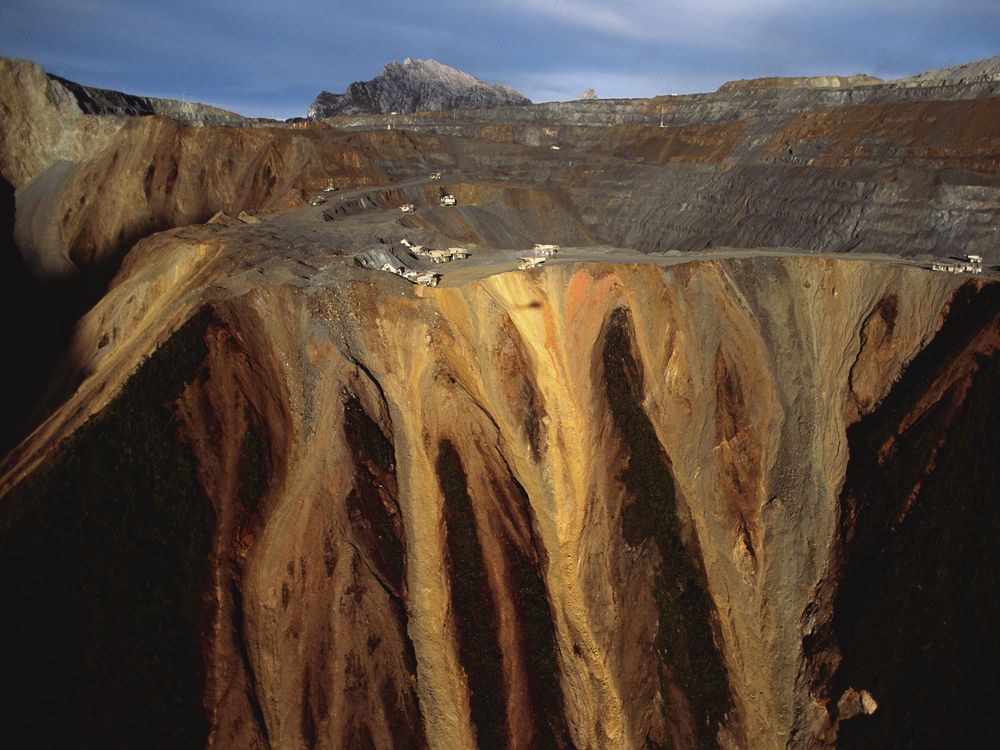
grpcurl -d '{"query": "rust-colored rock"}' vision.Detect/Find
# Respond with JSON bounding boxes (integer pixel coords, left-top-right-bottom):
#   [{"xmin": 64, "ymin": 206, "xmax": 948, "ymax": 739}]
[
  {"xmin": 3, "ymin": 229, "xmax": 998, "ymax": 748},
  {"xmin": 3, "ymin": 55, "xmax": 1000, "ymax": 750}
]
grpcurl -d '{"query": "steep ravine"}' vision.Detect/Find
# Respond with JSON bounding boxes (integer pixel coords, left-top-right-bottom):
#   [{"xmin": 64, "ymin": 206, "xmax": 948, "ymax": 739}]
[
  {"xmin": 2, "ymin": 253, "xmax": 996, "ymax": 749},
  {"xmin": 830, "ymin": 283, "xmax": 1000, "ymax": 749}
]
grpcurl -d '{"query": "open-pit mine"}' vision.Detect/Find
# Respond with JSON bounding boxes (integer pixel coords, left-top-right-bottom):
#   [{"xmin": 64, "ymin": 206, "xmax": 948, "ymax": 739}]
[{"xmin": 1, "ymin": 55, "xmax": 999, "ymax": 750}]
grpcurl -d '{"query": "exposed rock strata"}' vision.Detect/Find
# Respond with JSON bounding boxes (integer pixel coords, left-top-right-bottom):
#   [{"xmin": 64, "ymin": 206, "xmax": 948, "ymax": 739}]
[
  {"xmin": 2, "ymin": 53, "xmax": 1000, "ymax": 750},
  {"xmin": 2, "ymin": 240, "xmax": 997, "ymax": 748},
  {"xmin": 0, "ymin": 58, "xmax": 124, "ymax": 189},
  {"xmin": 49, "ymin": 73, "xmax": 247, "ymax": 123},
  {"xmin": 717, "ymin": 75, "xmax": 882, "ymax": 91},
  {"xmin": 5, "ymin": 54, "xmax": 999, "ymax": 303}
]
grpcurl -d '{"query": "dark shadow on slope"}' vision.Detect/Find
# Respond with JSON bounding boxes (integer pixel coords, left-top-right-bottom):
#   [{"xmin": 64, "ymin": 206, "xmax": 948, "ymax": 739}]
[
  {"xmin": 833, "ymin": 283, "xmax": 1000, "ymax": 749},
  {"xmin": 342, "ymin": 392, "xmax": 426, "ymax": 749},
  {"xmin": 437, "ymin": 439, "xmax": 509, "ymax": 749},
  {"xmin": 0, "ymin": 176, "xmax": 88, "ymax": 455},
  {"xmin": 0, "ymin": 309, "xmax": 215, "ymax": 750},
  {"xmin": 602, "ymin": 306, "xmax": 732, "ymax": 749}
]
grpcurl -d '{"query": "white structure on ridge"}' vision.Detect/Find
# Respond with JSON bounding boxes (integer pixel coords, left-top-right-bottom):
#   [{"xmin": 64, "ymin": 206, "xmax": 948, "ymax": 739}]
[{"xmin": 931, "ymin": 254, "xmax": 982, "ymax": 274}]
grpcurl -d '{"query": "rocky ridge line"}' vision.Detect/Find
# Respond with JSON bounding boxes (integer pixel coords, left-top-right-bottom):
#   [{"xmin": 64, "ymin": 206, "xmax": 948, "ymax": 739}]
[{"xmin": 308, "ymin": 57, "xmax": 530, "ymax": 118}]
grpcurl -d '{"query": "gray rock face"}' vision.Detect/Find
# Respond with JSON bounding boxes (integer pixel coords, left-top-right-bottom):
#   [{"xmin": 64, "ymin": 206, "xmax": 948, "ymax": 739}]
[
  {"xmin": 49, "ymin": 74, "xmax": 247, "ymax": 125},
  {"xmin": 893, "ymin": 54, "xmax": 1000, "ymax": 86},
  {"xmin": 317, "ymin": 63, "xmax": 1000, "ymax": 263},
  {"xmin": 307, "ymin": 58, "xmax": 530, "ymax": 118}
]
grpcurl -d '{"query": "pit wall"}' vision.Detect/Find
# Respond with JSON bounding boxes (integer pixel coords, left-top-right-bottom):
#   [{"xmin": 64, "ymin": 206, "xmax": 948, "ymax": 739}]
[{"xmin": 4, "ymin": 257, "xmax": 998, "ymax": 749}]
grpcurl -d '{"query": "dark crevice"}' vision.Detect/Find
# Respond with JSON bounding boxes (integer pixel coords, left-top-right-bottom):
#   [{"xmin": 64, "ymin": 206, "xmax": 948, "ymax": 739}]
[
  {"xmin": 0, "ymin": 175, "xmax": 85, "ymax": 454},
  {"xmin": 231, "ymin": 578, "xmax": 273, "ymax": 750},
  {"xmin": 602, "ymin": 306, "xmax": 731, "ymax": 749},
  {"xmin": 342, "ymin": 391, "xmax": 426, "ymax": 748},
  {"xmin": 346, "ymin": 539, "xmax": 403, "ymax": 606},
  {"xmin": 505, "ymin": 527, "xmax": 575, "ymax": 749},
  {"xmin": 238, "ymin": 418, "xmax": 267, "ymax": 513},
  {"xmin": 343, "ymin": 391, "xmax": 404, "ymax": 597},
  {"xmin": 832, "ymin": 283, "xmax": 1000, "ymax": 749},
  {"xmin": 437, "ymin": 439, "xmax": 509, "ymax": 750},
  {"xmin": 301, "ymin": 665, "xmax": 318, "ymax": 750},
  {"xmin": 449, "ymin": 385, "xmax": 573, "ymax": 747}
]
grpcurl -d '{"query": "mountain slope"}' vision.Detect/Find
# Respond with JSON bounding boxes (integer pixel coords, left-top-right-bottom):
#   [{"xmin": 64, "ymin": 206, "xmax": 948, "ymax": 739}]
[
  {"xmin": 308, "ymin": 58, "xmax": 530, "ymax": 118},
  {"xmin": 3, "ymin": 53, "xmax": 1000, "ymax": 750},
  {"xmin": 894, "ymin": 54, "xmax": 1000, "ymax": 86},
  {"xmin": 49, "ymin": 73, "xmax": 247, "ymax": 123},
  {"xmin": 2, "ymin": 234, "xmax": 998, "ymax": 748}
]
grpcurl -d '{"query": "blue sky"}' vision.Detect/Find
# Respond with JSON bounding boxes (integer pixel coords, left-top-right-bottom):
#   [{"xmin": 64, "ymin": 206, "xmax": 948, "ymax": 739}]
[{"xmin": 2, "ymin": 0, "xmax": 998, "ymax": 118}]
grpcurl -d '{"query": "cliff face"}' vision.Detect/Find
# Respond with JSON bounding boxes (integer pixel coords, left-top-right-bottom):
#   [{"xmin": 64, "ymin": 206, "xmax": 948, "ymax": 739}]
[
  {"xmin": 0, "ymin": 58, "xmax": 124, "ymax": 189},
  {"xmin": 49, "ymin": 73, "xmax": 247, "ymax": 123},
  {"xmin": 6, "ymin": 53, "xmax": 999, "ymax": 304},
  {"xmin": 13, "ymin": 119, "xmax": 453, "ymax": 278},
  {"xmin": 308, "ymin": 58, "xmax": 530, "ymax": 118},
  {"xmin": 5, "ymin": 53, "xmax": 1000, "ymax": 304},
  {"xmin": 3, "ymin": 54, "xmax": 1000, "ymax": 750},
  {"xmin": 2, "ymin": 228, "xmax": 998, "ymax": 748}
]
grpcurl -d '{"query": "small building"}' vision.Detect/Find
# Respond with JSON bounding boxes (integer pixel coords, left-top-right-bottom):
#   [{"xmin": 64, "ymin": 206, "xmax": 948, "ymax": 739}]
[
  {"xmin": 518, "ymin": 256, "xmax": 547, "ymax": 270},
  {"xmin": 440, "ymin": 194, "xmax": 456, "ymax": 206},
  {"xmin": 400, "ymin": 203, "xmax": 415, "ymax": 213}
]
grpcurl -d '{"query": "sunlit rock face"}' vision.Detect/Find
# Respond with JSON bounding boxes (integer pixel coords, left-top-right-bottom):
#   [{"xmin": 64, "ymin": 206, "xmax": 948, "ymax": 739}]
[
  {"xmin": 308, "ymin": 58, "xmax": 531, "ymax": 118},
  {"xmin": 2, "ymin": 54, "xmax": 1000, "ymax": 750},
  {"xmin": 2, "ymin": 239, "xmax": 998, "ymax": 748}
]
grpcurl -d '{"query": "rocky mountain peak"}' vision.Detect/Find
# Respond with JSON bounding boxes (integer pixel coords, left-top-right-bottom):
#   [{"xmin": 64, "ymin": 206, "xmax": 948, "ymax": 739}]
[{"xmin": 308, "ymin": 58, "xmax": 530, "ymax": 118}]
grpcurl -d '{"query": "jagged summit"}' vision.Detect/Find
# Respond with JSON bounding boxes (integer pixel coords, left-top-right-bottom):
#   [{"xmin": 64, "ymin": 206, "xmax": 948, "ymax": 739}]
[{"xmin": 307, "ymin": 57, "xmax": 530, "ymax": 118}]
